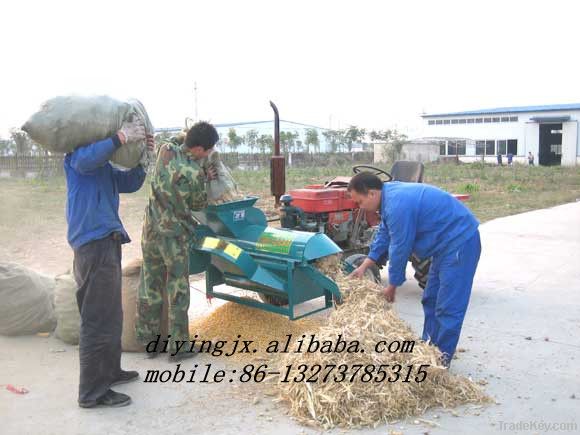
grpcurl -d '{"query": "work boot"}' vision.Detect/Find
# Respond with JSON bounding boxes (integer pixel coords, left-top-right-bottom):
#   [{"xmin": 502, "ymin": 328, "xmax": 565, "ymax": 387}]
[
  {"xmin": 169, "ymin": 349, "xmax": 198, "ymax": 362},
  {"xmin": 111, "ymin": 370, "xmax": 139, "ymax": 386},
  {"xmin": 79, "ymin": 389, "xmax": 132, "ymax": 408},
  {"xmin": 145, "ymin": 348, "xmax": 161, "ymax": 359}
]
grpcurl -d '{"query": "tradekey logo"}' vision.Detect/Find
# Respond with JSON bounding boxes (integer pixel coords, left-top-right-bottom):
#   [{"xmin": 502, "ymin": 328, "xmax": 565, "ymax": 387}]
[{"xmin": 498, "ymin": 420, "xmax": 578, "ymax": 432}]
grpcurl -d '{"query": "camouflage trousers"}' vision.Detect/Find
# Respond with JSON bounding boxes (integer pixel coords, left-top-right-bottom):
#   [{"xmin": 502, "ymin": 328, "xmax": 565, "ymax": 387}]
[{"xmin": 136, "ymin": 230, "xmax": 190, "ymax": 354}]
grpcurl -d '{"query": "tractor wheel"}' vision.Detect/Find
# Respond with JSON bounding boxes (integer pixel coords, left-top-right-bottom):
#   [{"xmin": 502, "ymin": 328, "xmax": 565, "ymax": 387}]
[
  {"xmin": 344, "ymin": 253, "xmax": 382, "ymax": 284},
  {"xmin": 258, "ymin": 293, "xmax": 288, "ymax": 306},
  {"xmin": 410, "ymin": 254, "xmax": 431, "ymax": 290}
]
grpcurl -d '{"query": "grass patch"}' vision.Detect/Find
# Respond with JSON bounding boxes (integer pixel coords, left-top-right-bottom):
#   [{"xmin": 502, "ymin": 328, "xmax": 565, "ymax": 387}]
[{"xmin": 1, "ymin": 162, "xmax": 579, "ymax": 235}]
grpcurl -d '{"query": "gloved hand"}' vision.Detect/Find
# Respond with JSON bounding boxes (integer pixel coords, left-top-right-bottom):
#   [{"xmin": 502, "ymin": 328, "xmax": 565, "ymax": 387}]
[{"xmin": 117, "ymin": 119, "xmax": 146, "ymax": 145}]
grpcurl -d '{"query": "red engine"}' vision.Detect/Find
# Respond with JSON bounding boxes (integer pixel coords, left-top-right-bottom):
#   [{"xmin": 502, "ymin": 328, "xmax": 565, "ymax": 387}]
[{"xmin": 281, "ymin": 176, "xmax": 469, "ymax": 253}]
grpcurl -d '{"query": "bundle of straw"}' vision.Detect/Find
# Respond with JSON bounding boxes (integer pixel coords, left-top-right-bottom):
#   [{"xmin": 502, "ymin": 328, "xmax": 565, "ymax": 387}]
[{"xmin": 274, "ymin": 255, "xmax": 491, "ymax": 428}]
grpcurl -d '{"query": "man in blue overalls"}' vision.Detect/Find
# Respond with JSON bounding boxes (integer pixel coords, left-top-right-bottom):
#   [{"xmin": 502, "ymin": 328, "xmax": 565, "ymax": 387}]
[{"xmin": 348, "ymin": 172, "xmax": 481, "ymax": 367}]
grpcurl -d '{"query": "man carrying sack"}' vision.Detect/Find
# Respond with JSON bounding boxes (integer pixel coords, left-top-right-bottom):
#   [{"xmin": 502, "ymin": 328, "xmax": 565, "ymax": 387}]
[{"xmin": 65, "ymin": 119, "xmax": 154, "ymax": 408}]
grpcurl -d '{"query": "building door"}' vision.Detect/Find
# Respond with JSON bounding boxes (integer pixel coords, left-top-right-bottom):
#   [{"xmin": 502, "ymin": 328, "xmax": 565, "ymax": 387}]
[
  {"xmin": 561, "ymin": 121, "xmax": 578, "ymax": 166},
  {"xmin": 539, "ymin": 123, "xmax": 562, "ymax": 166}
]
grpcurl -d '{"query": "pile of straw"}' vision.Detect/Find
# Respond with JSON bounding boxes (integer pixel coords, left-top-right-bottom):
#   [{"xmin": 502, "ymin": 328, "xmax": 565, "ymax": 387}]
[{"xmin": 274, "ymin": 255, "xmax": 491, "ymax": 429}]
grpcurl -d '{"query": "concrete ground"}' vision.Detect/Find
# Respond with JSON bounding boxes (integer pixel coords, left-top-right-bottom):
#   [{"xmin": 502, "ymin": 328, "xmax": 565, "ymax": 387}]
[{"xmin": 1, "ymin": 202, "xmax": 579, "ymax": 435}]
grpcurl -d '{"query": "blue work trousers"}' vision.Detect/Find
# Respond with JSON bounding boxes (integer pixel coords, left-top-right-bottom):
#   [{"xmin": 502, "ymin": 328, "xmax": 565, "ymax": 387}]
[{"xmin": 421, "ymin": 230, "xmax": 481, "ymax": 366}]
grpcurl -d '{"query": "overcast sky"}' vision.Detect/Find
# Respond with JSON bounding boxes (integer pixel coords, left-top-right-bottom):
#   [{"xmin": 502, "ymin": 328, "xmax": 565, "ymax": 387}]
[{"xmin": 1, "ymin": 0, "xmax": 579, "ymax": 139}]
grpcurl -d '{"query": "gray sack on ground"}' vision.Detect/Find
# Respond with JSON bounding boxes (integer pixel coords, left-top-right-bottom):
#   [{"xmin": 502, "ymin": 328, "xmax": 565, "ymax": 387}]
[
  {"xmin": 54, "ymin": 273, "xmax": 80, "ymax": 345},
  {"xmin": 22, "ymin": 95, "xmax": 154, "ymax": 168},
  {"xmin": 0, "ymin": 263, "xmax": 57, "ymax": 336},
  {"xmin": 121, "ymin": 258, "xmax": 169, "ymax": 352}
]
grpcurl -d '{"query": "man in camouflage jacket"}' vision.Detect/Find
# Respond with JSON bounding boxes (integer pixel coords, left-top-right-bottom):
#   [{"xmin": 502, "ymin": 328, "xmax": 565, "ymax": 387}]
[{"xmin": 136, "ymin": 121, "xmax": 219, "ymax": 361}]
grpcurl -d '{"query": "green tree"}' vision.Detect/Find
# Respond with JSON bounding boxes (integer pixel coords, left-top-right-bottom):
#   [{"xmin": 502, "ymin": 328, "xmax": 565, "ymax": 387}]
[
  {"xmin": 295, "ymin": 139, "xmax": 303, "ymax": 153},
  {"xmin": 280, "ymin": 131, "xmax": 298, "ymax": 153},
  {"xmin": 381, "ymin": 129, "xmax": 408, "ymax": 162},
  {"xmin": 245, "ymin": 129, "xmax": 258, "ymax": 154},
  {"xmin": 0, "ymin": 138, "xmax": 16, "ymax": 156},
  {"xmin": 305, "ymin": 128, "xmax": 319, "ymax": 153},
  {"xmin": 292, "ymin": 131, "xmax": 301, "ymax": 152},
  {"xmin": 257, "ymin": 134, "xmax": 274, "ymax": 154},
  {"xmin": 10, "ymin": 128, "xmax": 33, "ymax": 155},
  {"xmin": 227, "ymin": 128, "xmax": 243, "ymax": 153},
  {"xmin": 322, "ymin": 129, "xmax": 344, "ymax": 153},
  {"xmin": 343, "ymin": 125, "xmax": 366, "ymax": 152},
  {"xmin": 370, "ymin": 129, "xmax": 393, "ymax": 142}
]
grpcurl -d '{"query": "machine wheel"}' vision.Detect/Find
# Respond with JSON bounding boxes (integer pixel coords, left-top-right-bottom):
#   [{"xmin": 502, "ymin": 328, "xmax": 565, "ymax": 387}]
[
  {"xmin": 410, "ymin": 254, "xmax": 431, "ymax": 290},
  {"xmin": 345, "ymin": 253, "xmax": 382, "ymax": 284},
  {"xmin": 258, "ymin": 292, "xmax": 288, "ymax": 306}
]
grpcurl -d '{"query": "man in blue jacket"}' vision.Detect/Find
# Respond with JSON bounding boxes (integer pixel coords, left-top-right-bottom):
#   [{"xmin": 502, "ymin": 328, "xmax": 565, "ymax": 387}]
[
  {"xmin": 348, "ymin": 172, "xmax": 481, "ymax": 367},
  {"xmin": 64, "ymin": 119, "xmax": 153, "ymax": 408}
]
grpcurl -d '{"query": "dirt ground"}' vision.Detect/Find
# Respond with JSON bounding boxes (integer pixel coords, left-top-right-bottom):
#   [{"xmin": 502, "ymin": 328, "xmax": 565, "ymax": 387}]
[
  {"xmin": 1, "ymin": 170, "xmax": 579, "ymax": 435},
  {"xmin": 0, "ymin": 179, "xmax": 277, "ymax": 276},
  {"xmin": 1, "ymin": 201, "xmax": 579, "ymax": 435}
]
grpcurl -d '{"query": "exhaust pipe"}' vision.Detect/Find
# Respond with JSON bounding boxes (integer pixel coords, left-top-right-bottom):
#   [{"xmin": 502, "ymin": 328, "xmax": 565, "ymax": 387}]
[{"xmin": 269, "ymin": 101, "xmax": 285, "ymax": 207}]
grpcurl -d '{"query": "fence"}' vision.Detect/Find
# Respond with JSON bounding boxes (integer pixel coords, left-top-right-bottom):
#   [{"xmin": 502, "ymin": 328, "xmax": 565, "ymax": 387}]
[
  {"xmin": 0, "ymin": 155, "xmax": 66, "ymax": 177},
  {"xmin": 220, "ymin": 151, "xmax": 375, "ymax": 169},
  {"xmin": 0, "ymin": 151, "xmax": 375, "ymax": 178}
]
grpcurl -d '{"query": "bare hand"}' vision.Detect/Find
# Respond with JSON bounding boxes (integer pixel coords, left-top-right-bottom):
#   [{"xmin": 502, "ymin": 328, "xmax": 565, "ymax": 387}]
[
  {"xmin": 348, "ymin": 265, "xmax": 367, "ymax": 279},
  {"xmin": 146, "ymin": 134, "xmax": 155, "ymax": 152},
  {"xmin": 382, "ymin": 284, "xmax": 397, "ymax": 302},
  {"xmin": 206, "ymin": 164, "xmax": 218, "ymax": 181}
]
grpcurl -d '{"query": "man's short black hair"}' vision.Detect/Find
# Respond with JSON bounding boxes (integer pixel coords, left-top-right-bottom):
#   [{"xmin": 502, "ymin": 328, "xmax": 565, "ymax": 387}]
[
  {"xmin": 348, "ymin": 172, "xmax": 383, "ymax": 194},
  {"xmin": 185, "ymin": 121, "xmax": 219, "ymax": 150}
]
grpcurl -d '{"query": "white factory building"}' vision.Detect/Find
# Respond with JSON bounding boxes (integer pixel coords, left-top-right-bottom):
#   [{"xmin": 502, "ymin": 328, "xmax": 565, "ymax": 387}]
[{"xmin": 421, "ymin": 103, "xmax": 580, "ymax": 166}]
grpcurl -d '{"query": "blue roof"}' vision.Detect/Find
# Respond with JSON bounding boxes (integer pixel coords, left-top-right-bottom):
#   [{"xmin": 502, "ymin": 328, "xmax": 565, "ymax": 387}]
[
  {"xmin": 422, "ymin": 103, "xmax": 580, "ymax": 118},
  {"xmin": 155, "ymin": 119, "xmax": 327, "ymax": 134},
  {"xmin": 214, "ymin": 119, "xmax": 327, "ymax": 130}
]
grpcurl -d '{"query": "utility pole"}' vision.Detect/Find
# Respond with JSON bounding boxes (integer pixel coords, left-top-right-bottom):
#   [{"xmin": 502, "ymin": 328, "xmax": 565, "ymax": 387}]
[{"xmin": 194, "ymin": 81, "xmax": 198, "ymax": 122}]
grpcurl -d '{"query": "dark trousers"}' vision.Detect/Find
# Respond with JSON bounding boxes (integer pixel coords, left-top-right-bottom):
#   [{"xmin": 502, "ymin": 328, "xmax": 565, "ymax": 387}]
[{"xmin": 73, "ymin": 234, "xmax": 123, "ymax": 405}]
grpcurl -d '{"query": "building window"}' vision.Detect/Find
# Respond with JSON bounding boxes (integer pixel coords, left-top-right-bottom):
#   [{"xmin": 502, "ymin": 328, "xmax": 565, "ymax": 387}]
[
  {"xmin": 492, "ymin": 117, "xmax": 500, "ymax": 122},
  {"xmin": 475, "ymin": 118, "xmax": 483, "ymax": 123},
  {"xmin": 443, "ymin": 120, "xmax": 450, "ymax": 124},
  {"xmin": 484, "ymin": 117, "xmax": 492, "ymax": 123},
  {"xmin": 507, "ymin": 139, "xmax": 517, "ymax": 154},
  {"xmin": 439, "ymin": 141, "xmax": 446, "ymax": 155},
  {"xmin": 435, "ymin": 120, "xmax": 443, "ymax": 125},
  {"xmin": 497, "ymin": 140, "xmax": 507, "ymax": 154},
  {"xmin": 467, "ymin": 118, "xmax": 475, "ymax": 123},
  {"xmin": 448, "ymin": 140, "xmax": 466, "ymax": 156},
  {"xmin": 476, "ymin": 140, "xmax": 495, "ymax": 155},
  {"xmin": 550, "ymin": 144, "xmax": 562, "ymax": 155},
  {"xmin": 451, "ymin": 119, "xmax": 459, "ymax": 124},
  {"xmin": 486, "ymin": 139, "xmax": 495, "ymax": 155},
  {"xmin": 509, "ymin": 116, "xmax": 518, "ymax": 122},
  {"xmin": 428, "ymin": 120, "xmax": 435, "ymax": 125},
  {"xmin": 458, "ymin": 119, "xmax": 466, "ymax": 124},
  {"xmin": 501, "ymin": 116, "xmax": 509, "ymax": 122}
]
